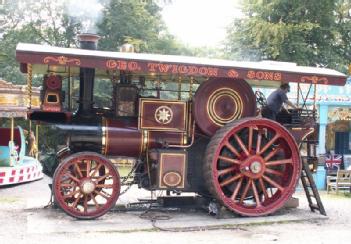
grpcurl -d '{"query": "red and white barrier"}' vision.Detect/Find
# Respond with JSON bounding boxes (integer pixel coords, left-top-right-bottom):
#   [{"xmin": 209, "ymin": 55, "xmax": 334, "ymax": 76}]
[{"xmin": 0, "ymin": 157, "xmax": 43, "ymax": 186}]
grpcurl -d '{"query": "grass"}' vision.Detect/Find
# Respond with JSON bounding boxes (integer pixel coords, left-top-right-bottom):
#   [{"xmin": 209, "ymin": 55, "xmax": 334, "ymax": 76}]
[
  {"xmin": 0, "ymin": 196, "xmax": 20, "ymax": 203},
  {"xmin": 321, "ymin": 191, "xmax": 351, "ymax": 199},
  {"xmin": 116, "ymin": 165, "xmax": 133, "ymax": 177}
]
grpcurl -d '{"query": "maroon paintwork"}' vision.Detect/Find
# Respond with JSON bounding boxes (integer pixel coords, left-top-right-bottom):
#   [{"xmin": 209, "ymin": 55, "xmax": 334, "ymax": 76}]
[
  {"xmin": 139, "ymin": 99, "xmax": 187, "ymax": 131},
  {"xmin": 104, "ymin": 119, "xmax": 186, "ymax": 157},
  {"xmin": 16, "ymin": 44, "xmax": 347, "ymax": 86},
  {"xmin": 193, "ymin": 78, "xmax": 256, "ymax": 136}
]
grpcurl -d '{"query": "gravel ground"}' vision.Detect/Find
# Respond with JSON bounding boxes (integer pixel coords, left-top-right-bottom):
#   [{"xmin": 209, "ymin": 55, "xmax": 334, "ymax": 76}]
[{"xmin": 1, "ymin": 176, "xmax": 351, "ymax": 244}]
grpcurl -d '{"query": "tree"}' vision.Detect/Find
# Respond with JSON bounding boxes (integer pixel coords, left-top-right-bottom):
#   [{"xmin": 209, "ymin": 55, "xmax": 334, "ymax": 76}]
[
  {"xmin": 225, "ymin": 0, "xmax": 349, "ymax": 72},
  {"xmin": 98, "ymin": 0, "xmax": 187, "ymax": 54},
  {"xmin": 333, "ymin": 0, "xmax": 351, "ymax": 71},
  {"xmin": 0, "ymin": 0, "xmax": 82, "ymax": 84}
]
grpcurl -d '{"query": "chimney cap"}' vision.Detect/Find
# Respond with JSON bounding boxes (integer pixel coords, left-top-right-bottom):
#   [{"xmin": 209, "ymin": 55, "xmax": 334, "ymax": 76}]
[
  {"xmin": 120, "ymin": 43, "xmax": 135, "ymax": 53},
  {"xmin": 77, "ymin": 33, "xmax": 100, "ymax": 43}
]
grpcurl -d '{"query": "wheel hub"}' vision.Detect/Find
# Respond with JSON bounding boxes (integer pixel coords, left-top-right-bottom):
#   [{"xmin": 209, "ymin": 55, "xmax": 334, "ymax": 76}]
[
  {"xmin": 240, "ymin": 155, "xmax": 266, "ymax": 179},
  {"xmin": 80, "ymin": 179, "xmax": 96, "ymax": 194},
  {"xmin": 250, "ymin": 161, "xmax": 262, "ymax": 174}
]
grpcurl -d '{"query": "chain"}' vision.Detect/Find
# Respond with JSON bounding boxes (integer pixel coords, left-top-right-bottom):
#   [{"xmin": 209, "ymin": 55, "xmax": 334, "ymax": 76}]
[{"xmin": 118, "ymin": 159, "xmax": 142, "ymax": 196}]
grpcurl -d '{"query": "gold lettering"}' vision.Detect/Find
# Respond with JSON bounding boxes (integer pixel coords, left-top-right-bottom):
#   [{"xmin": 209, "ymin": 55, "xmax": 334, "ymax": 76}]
[
  {"xmin": 158, "ymin": 64, "xmax": 172, "ymax": 73},
  {"xmin": 274, "ymin": 73, "xmax": 282, "ymax": 81},
  {"xmin": 188, "ymin": 66, "xmax": 198, "ymax": 75},
  {"xmin": 247, "ymin": 71, "xmax": 255, "ymax": 79},
  {"xmin": 128, "ymin": 62, "xmax": 139, "ymax": 71},
  {"xmin": 147, "ymin": 63, "xmax": 158, "ymax": 72},
  {"xmin": 118, "ymin": 61, "xmax": 127, "ymax": 70},
  {"xmin": 256, "ymin": 71, "xmax": 264, "ymax": 80},
  {"xmin": 264, "ymin": 72, "xmax": 274, "ymax": 80},
  {"xmin": 172, "ymin": 65, "xmax": 178, "ymax": 73},
  {"xmin": 178, "ymin": 65, "xmax": 189, "ymax": 74},
  {"xmin": 208, "ymin": 68, "xmax": 218, "ymax": 76},
  {"xmin": 199, "ymin": 67, "xmax": 208, "ymax": 75}
]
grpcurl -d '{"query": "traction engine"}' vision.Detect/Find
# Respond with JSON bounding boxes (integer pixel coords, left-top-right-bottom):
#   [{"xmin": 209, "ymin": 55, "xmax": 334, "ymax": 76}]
[{"xmin": 17, "ymin": 34, "xmax": 332, "ymax": 219}]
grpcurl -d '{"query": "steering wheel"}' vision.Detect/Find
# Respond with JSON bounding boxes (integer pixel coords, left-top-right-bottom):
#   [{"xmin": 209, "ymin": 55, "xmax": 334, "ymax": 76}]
[{"xmin": 255, "ymin": 90, "xmax": 267, "ymax": 107}]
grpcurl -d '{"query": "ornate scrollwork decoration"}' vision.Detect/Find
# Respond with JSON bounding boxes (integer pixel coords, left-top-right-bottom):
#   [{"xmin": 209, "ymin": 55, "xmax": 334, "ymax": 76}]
[{"xmin": 43, "ymin": 56, "xmax": 81, "ymax": 66}]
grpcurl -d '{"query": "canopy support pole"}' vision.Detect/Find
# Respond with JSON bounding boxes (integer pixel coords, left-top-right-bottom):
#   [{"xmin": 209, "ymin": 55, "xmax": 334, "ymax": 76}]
[
  {"xmin": 10, "ymin": 117, "xmax": 14, "ymax": 142},
  {"xmin": 35, "ymin": 124, "xmax": 39, "ymax": 159},
  {"xmin": 27, "ymin": 63, "xmax": 33, "ymax": 109}
]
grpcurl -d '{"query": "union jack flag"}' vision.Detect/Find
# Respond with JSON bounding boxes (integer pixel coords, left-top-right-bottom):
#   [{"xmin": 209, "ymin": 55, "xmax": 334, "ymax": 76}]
[{"xmin": 325, "ymin": 154, "xmax": 342, "ymax": 169}]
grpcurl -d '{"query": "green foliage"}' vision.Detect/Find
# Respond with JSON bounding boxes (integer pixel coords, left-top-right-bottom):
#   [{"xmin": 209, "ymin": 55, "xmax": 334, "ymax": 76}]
[
  {"xmin": 225, "ymin": 0, "xmax": 350, "ymax": 72},
  {"xmin": 0, "ymin": 0, "xmax": 82, "ymax": 83},
  {"xmin": 98, "ymin": 0, "xmax": 190, "ymax": 55}
]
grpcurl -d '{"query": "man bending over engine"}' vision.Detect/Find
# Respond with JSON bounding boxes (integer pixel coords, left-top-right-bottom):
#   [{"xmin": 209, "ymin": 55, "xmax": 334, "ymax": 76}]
[{"xmin": 262, "ymin": 83, "xmax": 298, "ymax": 121}]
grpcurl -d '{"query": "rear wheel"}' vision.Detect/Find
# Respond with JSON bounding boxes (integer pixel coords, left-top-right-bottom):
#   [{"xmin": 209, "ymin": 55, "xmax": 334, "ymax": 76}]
[
  {"xmin": 53, "ymin": 152, "xmax": 120, "ymax": 219},
  {"xmin": 204, "ymin": 118, "xmax": 301, "ymax": 216}
]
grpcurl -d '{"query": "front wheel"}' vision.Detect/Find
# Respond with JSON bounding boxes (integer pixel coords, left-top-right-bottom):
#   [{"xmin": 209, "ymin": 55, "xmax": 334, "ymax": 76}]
[
  {"xmin": 53, "ymin": 152, "xmax": 120, "ymax": 219},
  {"xmin": 204, "ymin": 118, "xmax": 301, "ymax": 216}
]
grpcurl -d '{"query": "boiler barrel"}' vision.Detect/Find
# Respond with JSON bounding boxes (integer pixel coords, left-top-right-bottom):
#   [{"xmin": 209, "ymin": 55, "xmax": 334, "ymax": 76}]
[{"xmin": 69, "ymin": 118, "xmax": 186, "ymax": 157}]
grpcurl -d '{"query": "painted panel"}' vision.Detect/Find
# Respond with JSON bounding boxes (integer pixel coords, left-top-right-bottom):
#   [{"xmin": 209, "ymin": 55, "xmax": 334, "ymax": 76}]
[{"xmin": 139, "ymin": 99, "xmax": 187, "ymax": 131}]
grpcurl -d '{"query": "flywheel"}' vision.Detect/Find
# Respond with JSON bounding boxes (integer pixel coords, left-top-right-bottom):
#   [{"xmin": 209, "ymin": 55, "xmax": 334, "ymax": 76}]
[{"xmin": 193, "ymin": 78, "xmax": 256, "ymax": 136}]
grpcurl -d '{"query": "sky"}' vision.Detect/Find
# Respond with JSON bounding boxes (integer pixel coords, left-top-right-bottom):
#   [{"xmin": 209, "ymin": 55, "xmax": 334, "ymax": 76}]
[{"xmin": 161, "ymin": 0, "xmax": 242, "ymax": 47}]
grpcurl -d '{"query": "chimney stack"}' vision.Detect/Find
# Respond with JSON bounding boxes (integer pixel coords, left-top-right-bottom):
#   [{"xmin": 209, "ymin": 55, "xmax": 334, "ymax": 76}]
[{"xmin": 76, "ymin": 33, "xmax": 100, "ymax": 119}]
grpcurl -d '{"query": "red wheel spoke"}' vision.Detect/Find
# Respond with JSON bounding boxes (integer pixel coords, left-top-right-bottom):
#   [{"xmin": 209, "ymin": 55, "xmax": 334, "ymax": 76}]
[
  {"xmin": 218, "ymin": 156, "xmax": 241, "ymax": 165},
  {"xmin": 262, "ymin": 175, "xmax": 284, "ymax": 192},
  {"xmin": 90, "ymin": 193, "xmax": 100, "ymax": 209},
  {"xmin": 95, "ymin": 173, "xmax": 110, "ymax": 182},
  {"xmin": 256, "ymin": 133, "xmax": 262, "ymax": 154},
  {"xmin": 63, "ymin": 189, "xmax": 80, "ymax": 199},
  {"xmin": 259, "ymin": 133, "xmax": 280, "ymax": 155},
  {"xmin": 240, "ymin": 178, "xmax": 252, "ymax": 203},
  {"xmin": 66, "ymin": 173, "xmax": 80, "ymax": 183},
  {"xmin": 72, "ymin": 193, "xmax": 82, "ymax": 208},
  {"xmin": 266, "ymin": 158, "xmax": 292, "ymax": 166},
  {"xmin": 83, "ymin": 195, "xmax": 88, "ymax": 213},
  {"xmin": 95, "ymin": 184, "xmax": 114, "ymax": 188},
  {"xmin": 248, "ymin": 126, "xmax": 253, "ymax": 152},
  {"xmin": 60, "ymin": 183, "xmax": 76, "ymax": 188},
  {"xmin": 234, "ymin": 134, "xmax": 250, "ymax": 156},
  {"xmin": 251, "ymin": 180, "xmax": 262, "ymax": 207},
  {"xmin": 101, "ymin": 190, "xmax": 112, "ymax": 197},
  {"xmin": 219, "ymin": 173, "xmax": 243, "ymax": 187},
  {"xmin": 230, "ymin": 177, "xmax": 243, "ymax": 200},
  {"xmin": 74, "ymin": 164, "xmax": 83, "ymax": 178},
  {"xmin": 94, "ymin": 190, "xmax": 110, "ymax": 200},
  {"xmin": 225, "ymin": 142, "xmax": 241, "ymax": 158},
  {"xmin": 259, "ymin": 178, "xmax": 269, "ymax": 200},
  {"xmin": 86, "ymin": 160, "xmax": 92, "ymax": 177},
  {"xmin": 265, "ymin": 168, "xmax": 284, "ymax": 177},
  {"xmin": 91, "ymin": 163, "xmax": 103, "ymax": 177},
  {"xmin": 264, "ymin": 148, "xmax": 282, "ymax": 161}
]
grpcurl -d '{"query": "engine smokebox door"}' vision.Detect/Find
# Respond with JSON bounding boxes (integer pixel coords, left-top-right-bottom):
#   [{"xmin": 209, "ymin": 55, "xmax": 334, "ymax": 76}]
[{"xmin": 154, "ymin": 150, "xmax": 187, "ymax": 189}]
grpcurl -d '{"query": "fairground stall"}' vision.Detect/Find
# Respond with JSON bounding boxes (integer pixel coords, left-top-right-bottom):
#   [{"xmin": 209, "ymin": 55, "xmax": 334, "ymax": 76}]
[{"xmin": 0, "ymin": 79, "xmax": 43, "ymax": 185}]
